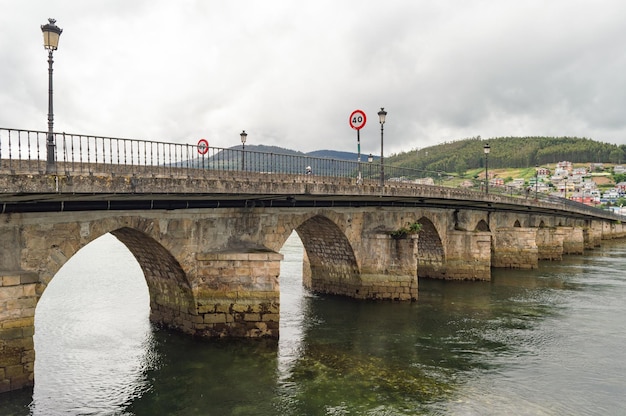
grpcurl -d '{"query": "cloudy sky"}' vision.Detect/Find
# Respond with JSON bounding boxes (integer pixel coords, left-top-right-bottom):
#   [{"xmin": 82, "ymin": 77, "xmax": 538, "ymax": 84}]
[{"xmin": 2, "ymin": 1, "xmax": 626, "ymax": 155}]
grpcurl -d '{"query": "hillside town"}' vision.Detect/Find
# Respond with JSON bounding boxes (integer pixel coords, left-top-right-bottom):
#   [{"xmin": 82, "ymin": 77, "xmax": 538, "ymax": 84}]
[{"xmin": 478, "ymin": 161, "xmax": 626, "ymax": 212}]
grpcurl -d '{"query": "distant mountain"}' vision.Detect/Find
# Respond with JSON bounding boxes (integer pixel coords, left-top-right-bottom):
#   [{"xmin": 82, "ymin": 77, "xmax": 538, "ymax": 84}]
[
  {"xmin": 237, "ymin": 144, "xmax": 304, "ymax": 156},
  {"xmin": 235, "ymin": 145, "xmax": 374, "ymax": 161},
  {"xmin": 306, "ymin": 149, "xmax": 377, "ymax": 161},
  {"xmin": 181, "ymin": 144, "xmax": 376, "ymax": 175}
]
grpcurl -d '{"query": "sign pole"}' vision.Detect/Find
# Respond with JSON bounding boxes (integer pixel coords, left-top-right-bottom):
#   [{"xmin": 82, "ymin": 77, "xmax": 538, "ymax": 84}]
[
  {"xmin": 349, "ymin": 109, "xmax": 367, "ymax": 185},
  {"xmin": 357, "ymin": 128, "xmax": 362, "ymax": 184}
]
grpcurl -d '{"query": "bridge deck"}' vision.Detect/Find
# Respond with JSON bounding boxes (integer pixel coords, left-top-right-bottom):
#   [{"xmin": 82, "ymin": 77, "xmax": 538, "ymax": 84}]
[{"xmin": 1, "ymin": 168, "xmax": 622, "ymax": 222}]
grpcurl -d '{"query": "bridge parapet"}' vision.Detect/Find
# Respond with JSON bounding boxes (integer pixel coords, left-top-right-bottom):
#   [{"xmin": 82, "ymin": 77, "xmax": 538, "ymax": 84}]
[{"xmin": 1, "ymin": 170, "xmax": 624, "ymax": 225}]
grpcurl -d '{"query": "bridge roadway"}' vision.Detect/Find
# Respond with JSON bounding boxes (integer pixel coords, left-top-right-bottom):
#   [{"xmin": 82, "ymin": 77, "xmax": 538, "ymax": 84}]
[
  {"xmin": 0, "ymin": 165, "xmax": 622, "ymax": 222},
  {"xmin": 2, "ymin": 164, "xmax": 626, "ymax": 393}
]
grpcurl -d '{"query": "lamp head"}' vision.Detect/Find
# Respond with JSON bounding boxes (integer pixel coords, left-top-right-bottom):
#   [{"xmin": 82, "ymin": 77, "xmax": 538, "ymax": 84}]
[
  {"xmin": 41, "ymin": 18, "xmax": 62, "ymax": 51},
  {"xmin": 377, "ymin": 107, "xmax": 387, "ymax": 124},
  {"xmin": 240, "ymin": 130, "xmax": 247, "ymax": 144}
]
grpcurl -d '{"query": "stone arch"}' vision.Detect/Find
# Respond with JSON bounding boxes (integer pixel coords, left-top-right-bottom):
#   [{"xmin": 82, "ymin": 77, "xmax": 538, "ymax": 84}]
[
  {"xmin": 539, "ymin": 220, "xmax": 546, "ymax": 228},
  {"xmin": 514, "ymin": 220, "xmax": 521, "ymax": 227},
  {"xmin": 475, "ymin": 219, "xmax": 490, "ymax": 232},
  {"xmin": 109, "ymin": 227, "xmax": 196, "ymax": 332},
  {"xmin": 293, "ymin": 215, "xmax": 360, "ymax": 297},
  {"xmin": 417, "ymin": 217, "xmax": 446, "ymax": 279},
  {"xmin": 33, "ymin": 217, "xmax": 197, "ymax": 335},
  {"xmin": 25, "ymin": 224, "xmax": 196, "ymax": 394}
]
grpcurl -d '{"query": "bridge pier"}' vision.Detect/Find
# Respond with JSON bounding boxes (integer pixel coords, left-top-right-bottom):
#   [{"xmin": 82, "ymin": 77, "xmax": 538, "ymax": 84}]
[
  {"xmin": 357, "ymin": 234, "xmax": 418, "ymax": 301},
  {"xmin": 0, "ymin": 270, "xmax": 38, "ymax": 392},
  {"xmin": 492, "ymin": 227, "xmax": 539, "ymax": 269},
  {"xmin": 303, "ymin": 233, "xmax": 418, "ymax": 301},
  {"xmin": 193, "ymin": 250, "xmax": 282, "ymax": 338},
  {"xmin": 536, "ymin": 227, "xmax": 564, "ymax": 260},
  {"xmin": 560, "ymin": 227, "xmax": 585, "ymax": 254},
  {"xmin": 443, "ymin": 230, "xmax": 492, "ymax": 280},
  {"xmin": 585, "ymin": 223, "xmax": 603, "ymax": 249}
]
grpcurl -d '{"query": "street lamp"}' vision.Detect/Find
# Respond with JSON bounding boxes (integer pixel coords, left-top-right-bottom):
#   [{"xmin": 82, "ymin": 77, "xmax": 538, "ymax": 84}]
[
  {"xmin": 483, "ymin": 143, "xmax": 490, "ymax": 194},
  {"xmin": 41, "ymin": 18, "xmax": 62, "ymax": 174},
  {"xmin": 378, "ymin": 107, "xmax": 387, "ymax": 186},
  {"xmin": 367, "ymin": 153, "xmax": 373, "ymax": 179},
  {"xmin": 240, "ymin": 130, "xmax": 247, "ymax": 171}
]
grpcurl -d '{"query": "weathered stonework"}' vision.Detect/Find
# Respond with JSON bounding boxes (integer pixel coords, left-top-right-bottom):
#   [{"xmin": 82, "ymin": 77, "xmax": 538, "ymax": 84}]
[
  {"xmin": 356, "ymin": 234, "xmax": 418, "ymax": 300},
  {"xmin": 0, "ymin": 270, "xmax": 38, "ymax": 393},
  {"xmin": 560, "ymin": 227, "xmax": 585, "ymax": 254},
  {"xmin": 194, "ymin": 250, "xmax": 282, "ymax": 338},
  {"xmin": 536, "ymin": 227, "xmax": 564, "ymax": 260},
  {"xmin": 444, "ymin": 230, "xmax": 492, "ymax": 280},
  {"xmin": 1, "ymin": 201, "xmax": 626, "ymax": 393},
  {"xmin": 491, "ymin": 227, "xmax": 539, "ymax": 269}
]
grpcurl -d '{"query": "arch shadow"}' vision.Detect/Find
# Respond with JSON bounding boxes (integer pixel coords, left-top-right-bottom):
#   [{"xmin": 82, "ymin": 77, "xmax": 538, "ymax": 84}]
[
  {"xmin": 292, "ymin": 215, "xmax": 360, "ymax": 297},
  {"xmin": 417, "ymin": 217, "xmax": 445, "ymax": 279}
]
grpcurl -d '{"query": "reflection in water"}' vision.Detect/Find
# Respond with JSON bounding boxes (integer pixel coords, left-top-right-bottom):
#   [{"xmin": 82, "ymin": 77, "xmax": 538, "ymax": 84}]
[
  {"xmin": 1, "ymin": 234, "xmax": 625, "ymax": 415},
  {"xmin": 31, "ymin": 234, "xmax": 154, "ymax": 416}
]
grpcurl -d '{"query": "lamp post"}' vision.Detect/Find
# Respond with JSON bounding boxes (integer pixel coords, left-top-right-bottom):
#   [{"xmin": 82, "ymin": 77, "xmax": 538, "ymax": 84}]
[
  {"xmin": 535, "ymin": 165, "xmax": 539, "ymax": 200},
  {"xmin": 240, "ymin": 130, "xmax": 247, "ymax": 171},
  {"xmin": 378, "ymin": 107, "xmax": 387, "ymax": 186},
  {"xmin": 41, "ymin": 18, "xmax": 62, "ymax": 174},
  {"xmin": 483, "ymin": 143, "xmax": 490, "ymax": 194},
  {"xmin": 367, "ymin": 153, "xmax": 373, "ymax": 180}
]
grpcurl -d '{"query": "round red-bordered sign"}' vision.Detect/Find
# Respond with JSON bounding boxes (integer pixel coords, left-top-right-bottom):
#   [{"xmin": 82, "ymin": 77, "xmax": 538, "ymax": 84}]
[
  {"xmin": 349, "ymin": 109, "xmax": 367, "ymax": 130},
  {"xmin": 197, "ymin": 138, "xmax": 209, "ymax": 155}
]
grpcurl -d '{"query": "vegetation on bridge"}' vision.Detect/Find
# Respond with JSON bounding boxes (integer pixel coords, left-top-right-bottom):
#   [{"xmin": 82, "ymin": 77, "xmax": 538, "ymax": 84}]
[{"xmin": 390, "ymin": 221, "xmax": 423, "ymax": 239}]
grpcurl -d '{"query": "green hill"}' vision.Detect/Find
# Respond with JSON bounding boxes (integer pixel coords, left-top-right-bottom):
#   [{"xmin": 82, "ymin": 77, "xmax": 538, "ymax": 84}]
[{"xmin": 387, "ymin": 136, "xmax": 626, "ymax": 175}]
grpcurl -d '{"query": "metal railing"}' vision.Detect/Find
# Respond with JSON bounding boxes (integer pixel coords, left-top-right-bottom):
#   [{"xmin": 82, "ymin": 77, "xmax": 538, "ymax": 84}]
[{"xmin": 0, "ymin": 128, "xmax": 442, "ymax": 181}]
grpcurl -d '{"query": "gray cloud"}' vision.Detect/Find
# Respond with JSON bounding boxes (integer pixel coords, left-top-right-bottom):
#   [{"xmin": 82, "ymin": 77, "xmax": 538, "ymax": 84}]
[{"xmin": 2, "ymin": 0, "xmax": 626, "ymax": 156}]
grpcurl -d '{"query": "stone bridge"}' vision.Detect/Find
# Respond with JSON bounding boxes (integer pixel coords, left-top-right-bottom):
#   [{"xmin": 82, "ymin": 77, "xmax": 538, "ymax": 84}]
[{"xmin": 1, "ymin": 169, "xmax": 626, "ymax": 392}]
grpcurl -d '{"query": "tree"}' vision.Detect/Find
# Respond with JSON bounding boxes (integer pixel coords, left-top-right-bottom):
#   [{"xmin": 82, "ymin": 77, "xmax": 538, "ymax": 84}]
[{"xmin": 610, "ymin": 148, "xmax": 625, "ymax": 164}]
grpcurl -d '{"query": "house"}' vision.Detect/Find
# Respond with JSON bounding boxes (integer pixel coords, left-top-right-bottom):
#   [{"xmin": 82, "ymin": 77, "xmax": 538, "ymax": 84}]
[
  {"xmin": 414, "ymin": 177, "xmax": 435, "ymax": 185},
  {"xmin": 536, "ymin": 167, "xmax": 550, "ymax": 176},
  {"xmin": 615, "ymin": 182, "xmax": 626, "ymax": 193},
  {"xmin": 507, "ymin": 178, "xmax": 525, "ymax": 189},
  {"xmin": 556, "ymin": 161, "xmax": 572, "ymax": 171},
  {"xmin": 570, "ymin": 192, "xmax": 597, "ymax": 206},
  {"xmin": 602, "ymin": 189, "xmax": 619, "ymax": 202},
  {"xmin": 615, "ymin": 165, "xmax": 626, "ymax": 174}
]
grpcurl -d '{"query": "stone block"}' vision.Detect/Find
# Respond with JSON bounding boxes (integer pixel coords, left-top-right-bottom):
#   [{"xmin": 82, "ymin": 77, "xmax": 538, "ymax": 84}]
[
  {"xmin": 0, "ymin": 328, "xmax": 24, "ymax": 341},
  {"xmin": 261, "ymin": 313, "xmax": 279, "ymax": 322},
  {"xmin": 1, "ymin": 276, "xmax": 21, "ymax": 287},
  {"xmin": 244, "ymin": 313, "xmax": 261, "ymax": 322},
  {"xmin": 1, "ymin": 317, "xmax": 34, "ymax": 330},
  {"xmin": 0, "ymin": 379, "xmax": 11, "ymax": 393},
  {"xmin": 5, "ymin": 364, "xmax": 24, "ymax": 378},
  {"xmin": 203, "ymin": 313, "xmax": 226, "ymax": 324}
]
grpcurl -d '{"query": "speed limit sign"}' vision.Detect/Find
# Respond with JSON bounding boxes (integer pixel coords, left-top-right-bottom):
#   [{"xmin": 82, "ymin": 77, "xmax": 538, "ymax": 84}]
[
  {"xmin": 349, "ymin": 109, "xmax": 367, "ymax": 130},
  {"xmin": 197, "ymin": 138, "xmax": 209, "ymax": 155}
]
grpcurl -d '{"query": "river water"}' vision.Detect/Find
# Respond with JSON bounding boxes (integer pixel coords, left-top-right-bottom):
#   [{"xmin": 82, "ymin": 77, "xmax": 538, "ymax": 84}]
[{"xmin": 1, "ymin": 232, "xmax": 626, "ymax": 415}]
